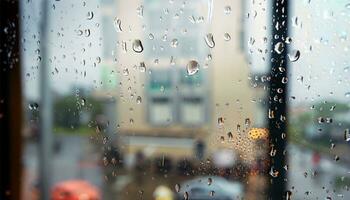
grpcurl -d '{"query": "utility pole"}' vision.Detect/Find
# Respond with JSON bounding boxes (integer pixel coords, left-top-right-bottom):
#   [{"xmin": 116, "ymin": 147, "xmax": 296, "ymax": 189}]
[{"xmin": 39, "ymin": 0, "xmax": 52, "ymax": 199}]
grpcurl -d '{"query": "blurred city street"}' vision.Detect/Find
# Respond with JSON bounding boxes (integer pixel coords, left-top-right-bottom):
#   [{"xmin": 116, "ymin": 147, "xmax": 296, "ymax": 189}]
[
  {"xmin": 23, "ymin": 135, "xmax": 104, "ymax": 198},
  {"xmin": 288, "ymin": 145, "xmax": 350, "ymax": 199}
]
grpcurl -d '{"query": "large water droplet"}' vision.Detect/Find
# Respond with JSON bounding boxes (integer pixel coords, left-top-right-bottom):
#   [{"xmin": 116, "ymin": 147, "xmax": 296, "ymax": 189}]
[
  {"xmin": 132, "ymin": 39, "xmax": 143, "ymax": 53},
  {"xmin": 204, "ymin": 33, "xmax": 215, "ymax": 48},
  {"xmin": 87, "ymin": 11, "xmax": 94, "ymax": 20},
  {"xmin": 274, "ymin": 42, "xmax": 284, "ymax": 54},
  {"xmin": 288, "ymin": 50, "xmax": 300, "ymax": 62},
  {"xmin": 114, "ymin": 18, "xmax": 123, "ymax": 32},
  {"xmin": 186, "ymin": 60, "xmax": 199, "ymax": 75}
]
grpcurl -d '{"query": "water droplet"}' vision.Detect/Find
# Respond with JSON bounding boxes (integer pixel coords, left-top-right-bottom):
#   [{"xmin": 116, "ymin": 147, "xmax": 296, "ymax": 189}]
[
  {"xmin": 76, "ymin": 29, "xmax": 83, "ymax": 36},
  {"xmin": 291, "ymin": 16, "xmax": 300, "ymax": 28},
  {"xmin": 171, "ymin": 38, "xmax": 178, "ymax": 48},
  {"xmin": 148, "ymin": 33, "xmax": 154, "ymax": 40},
  {"xmin": 206, "ymin": 54, "xmax": 212, "ymax": 61},
  {"xmin": 268, "ymin": 109, "xmax": 275, "ymax": 119},
  {"xmin": 207, "ymin": 177, "xmax": 213, "ymax": 185},
  {"xmin": 224, "ymin": 5, "xmax": 231, "ymax": 14},
  {"xmin": 285, "ymin": 37, "xmax": 292, "ymax": 44},
  {"xmin": 184, "ymin": 191, "xmax": 189, "ymax": 200},
  {"xmin": 209, "ymin": 190, "xmax": 215, "ymax": 196},
  {"xmin": 132, "ymin": 39, "xmax": 143, "ymax": 53},
  {"xmin": 84, "ymin": 29, "xmax": 91, "ymax": 37},
  {"xmin": 286, "ymin": 191, "xmax": 292, "ymax": 200},
  {"xmin": 114, "ymin": 18, "xmax": 123, "ymax": 32},
  {"xmin": 245, "ymin": 118, "xmax": 251, "ymax": 127},
  {"xmin": 136, "ymin": 96, "xmax": 142, "ymax": 104},
  {"xmin": 330, "ymin": 143, "xmax": 335, "ymax": 149},
  {"xmin": 122, "ymin": 41, "xmax": 127, "ymax": 53},
  {"xmin": 204, "ymin": 33, "xmax": 215, "ymax": 48},
  {"xmin": 186, "ymin": 60, "xmax": 199, "ymax": 76},
  {"xmin": 86, "ymin": 11, "xmax": 94, "ymax": 20},
  {"xmin": 139, "ymin": 62, "xmax": 146, "ymax": 72},
  {"xmin": 123, "ymin": 68, "xmax": 129, "ymax": 76},
  {"xmin": 224, "ymin": 33, "xmax": 231, "ymax": 41},
  {"xmin": 274, "ymin": 42, "xmax": 284, "ymax": 54},
  {"xmin": 344, "ymin": 129, "xmax": 350, "ymax": 142},
  {"xmin": 28, "ymin": 103, "xmax": 39, "ymax": 110},
  {"xmin": 227, "ymin": 132, "xmax": 233, "ymax": 141},
  {"xmin": 345, "ymin": 92, "xmax": 350, "ymax": 98},
  {"xmin": 269, "ymin": 167, "xmax": 279, "ymax": 177},
  {"xmin": 136, "ymin": 5, "xmax": 144, "ymax": 17},
  {"xmin": 345, "ymin": 3, "xmax": 350, "ymax": 9},
  {"xmin": 218, "ymin": 117, "xmax": 224, "ymax": 126},
  {"xmin": 288, "ymin": 50, "xmax": 300, "ymax": 62},
  {"xmin": 175, "ymin": 183, "xmax": 180, "ymax": 192},
  {"xmin": 334, "ymin": 155, "xmax": 340, "ymax": 161},
  {"xmin": 81, "ymin": 98, "xmax": 86, "ymax": 106},
  {"xmin": 281, "ymin": 77, "xmax": 288, "ymax": 84},
  {"xmin": 96, "ymin": 56, "xmax": 101, "ymax": 64}
]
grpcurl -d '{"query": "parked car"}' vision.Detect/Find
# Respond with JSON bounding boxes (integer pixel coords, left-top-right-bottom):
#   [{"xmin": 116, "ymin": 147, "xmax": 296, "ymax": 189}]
[{"xmin": 175, "ymin": 176, "xmax": 244, "ymax": 200}]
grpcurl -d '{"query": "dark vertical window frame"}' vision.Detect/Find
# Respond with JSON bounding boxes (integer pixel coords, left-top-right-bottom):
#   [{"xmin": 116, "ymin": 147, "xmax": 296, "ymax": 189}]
[{"xmin": 0, "ymin": 0, "xmax": 23, "ymax": 199}]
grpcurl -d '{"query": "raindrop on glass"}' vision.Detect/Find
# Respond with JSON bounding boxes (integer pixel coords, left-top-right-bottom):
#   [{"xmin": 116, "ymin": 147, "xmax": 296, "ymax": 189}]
[
  {"xmin": 84, "ymin": 29, "xmax": 91, "ymax": 37},
  {"xmin": 132, "ymin": 39, "xmax": 144, "ymax": 53},
  {"xmin": 345, "ymin": 92, "xmax": 350, "ymax": 98},
  {"xmin": 209, "ymin": 191, "xmax": 215, "ymax": 196},
  {"xmin": 136, "ymin": 96, "xmax": 142, "ymax": 104},
  {"xmin": 148, "ymin": 33, "xmax": 154, "ymax": 40},
  {"xmin": 204, "ymin": 33, "xmax": 215, "ymax": 48},
  {"xmin": 28, "ymin": 103, "xmax": 39, "ymax": 110},
  {"xmin": 224, "ymin": 5, "xmax": 231, "ymax": 14},
  {"xmin": 136, "ymin": 5, "xmax": 144, "ymax": 17},
  {"xmin": 218, "ymin": 117, "xmax": 224, "ymax": 126},
  {"xmin": 139, "ymin": 62, "xmax": 146, "ymax": 72},
  {"xmin": 171, "ymin": 38, "xmax": 178, "ymax": 48},
  {"xmin": 175, "ymin": 184, "xmax": 180, "ymax": 193},
  {"xmin": 207, "ymin": 177, "xmax": 213, "ymax": 185},
  {"xmin": 86, "ymin": 11, "xmax": 94, "ymax": 20},
  {"xmin": 274, "ymin": 42, "xmax": 284, "ymax": 54},
  {"xmin": 184, "ymin": 192, "xmax": 189, "ymax": 200},
  {"xmin": 186, "ymin": 60, "xmax": 200, "ymax": 76},
  {"xmin": 344, "ymin": 128, "xmax": 350, "ymax": 142},
  {"xmin": 224, "ymin": 33, "xmax": 231, "ymax": 41},
  {"xmin": 288, "ymin": 50, "xmax": 300, "ymax": 62},
  {"xmin": 114, "ymin": 18, "xmax": 123, "ymax": 32}
]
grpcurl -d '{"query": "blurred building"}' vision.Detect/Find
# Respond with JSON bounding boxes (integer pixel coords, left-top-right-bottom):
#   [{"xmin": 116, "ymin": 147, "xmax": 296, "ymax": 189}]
[{"xmin": 97, "ymin": 0, "xmax": 264, "ymax": 165}]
